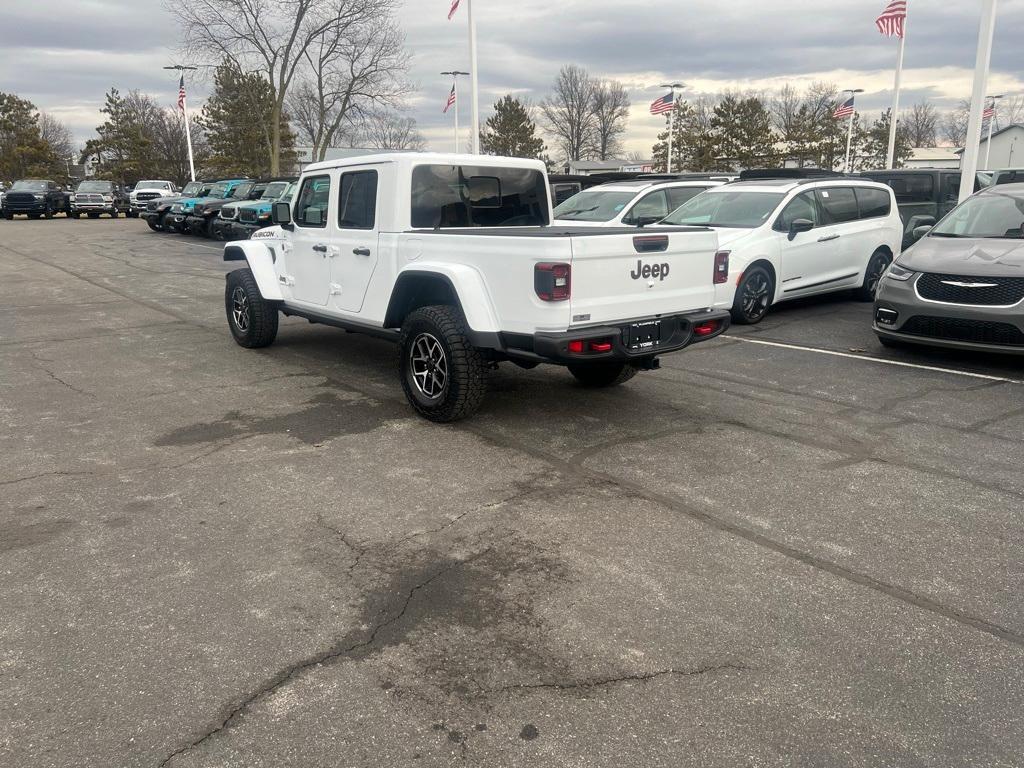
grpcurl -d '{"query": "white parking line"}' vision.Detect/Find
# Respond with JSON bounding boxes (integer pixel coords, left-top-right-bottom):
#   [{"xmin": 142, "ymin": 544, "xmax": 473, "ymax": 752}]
[
  {"xmin": 186, "ymin": 243, "xmax": 223, "ymax": 251},
  {"xmin": 725, "ymin": 335, "xmax": 1023, "ymax": 384}
]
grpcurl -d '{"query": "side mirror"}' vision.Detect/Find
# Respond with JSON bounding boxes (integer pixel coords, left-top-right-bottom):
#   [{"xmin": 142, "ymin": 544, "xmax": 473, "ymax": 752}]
[
  {"xmin": 272, "ymin": 201, "xmax": 292, "ymax": 228},
  {"xmin": 788, "ymin": 218, "xmax": 814, "ymax": 239},
  {"xmin": 912, "ymin": 225, "xmax": 932, "ymax": 241},
  {"xmin": 905, "ymin": 214, "xmax": 935, "ymax": 240},
  {"xmin": 634, "ymin": 214, "xmax": 663, "ymax": 227}
]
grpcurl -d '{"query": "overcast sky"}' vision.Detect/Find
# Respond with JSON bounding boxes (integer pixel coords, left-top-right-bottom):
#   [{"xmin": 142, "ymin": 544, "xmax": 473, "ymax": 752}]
[{"xmin": 2, "ymin": 0, "xmax": 1024, "ymax": 157}]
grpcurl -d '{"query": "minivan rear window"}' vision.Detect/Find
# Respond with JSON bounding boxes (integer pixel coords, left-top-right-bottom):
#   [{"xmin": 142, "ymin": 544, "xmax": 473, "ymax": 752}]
[
  {"xmin": 854, "ymin": 187, "xmax": 891, "ymax": 218},
  {"xmin": 411, "ymin": 164, "xmax": 549, "ymax": 228},
  {"xmin": 816, "ymin": 187, "xmax": 858, "ymax": 224}
]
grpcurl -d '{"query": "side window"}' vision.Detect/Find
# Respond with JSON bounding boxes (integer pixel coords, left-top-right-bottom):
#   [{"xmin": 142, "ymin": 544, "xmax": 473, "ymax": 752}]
[
  {"xmin": 625, "ymin": 190, "xmax": 669, "ymax": 223},
  {"xmin": 887, "ymin": 174, "xmax": 934, "ymax": 203},
  {"xmin": 775, "ymin": 191, "xmax": 819, "ymax": 230},
  {"xmin": 854, "ymin": 187, "xmax": 891, "ymax": 219},
  {"xmin": 293, "ymin": 175, "xmax": 331, "ymax": 228},
  {"xmin": 337, "ymin": 170, "xmax": 378, "ymax": 230},
  {"xmin": 666, "ymin": 186, "xmax": 707, "ymax": 212},
  {"xmin": 816, "ymin": 187, "xmax": 859, "ymax": 224}
]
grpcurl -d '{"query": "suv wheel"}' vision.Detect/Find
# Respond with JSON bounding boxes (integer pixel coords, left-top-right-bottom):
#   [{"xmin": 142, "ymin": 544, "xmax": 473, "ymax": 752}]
[
  {"xmin": 399, "ymin": 305, "xmax": 487, "ymax": 422},
  {"xmin": 43, "ymin": 203, "xmax": 54, "ymax": 219},
  {"xmin": 856, "ymin": 250, "xmax": 892, "ymax": 301},
  {"xmin": 567, "ymin": 363, "xmax": 639, "ymax": 388},
  {"xmin": 731, "ymin": 266, "xmax": 773, "ymax": 324},
  {"xmin": 225, "ymin": 268, "xmax": 279, "ymax": 348}
]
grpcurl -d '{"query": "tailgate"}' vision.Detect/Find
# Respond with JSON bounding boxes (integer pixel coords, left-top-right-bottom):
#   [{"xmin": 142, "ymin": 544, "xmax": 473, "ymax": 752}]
[{"xmin": 568, "ymin": 229, "xmax": 719, "ymax": 325}]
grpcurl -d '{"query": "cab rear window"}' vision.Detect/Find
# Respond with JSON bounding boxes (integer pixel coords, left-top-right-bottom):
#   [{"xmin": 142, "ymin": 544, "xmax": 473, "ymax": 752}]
[{"xmin": 411, "ymin": 164, "xmax": 549, "ymax": 228}]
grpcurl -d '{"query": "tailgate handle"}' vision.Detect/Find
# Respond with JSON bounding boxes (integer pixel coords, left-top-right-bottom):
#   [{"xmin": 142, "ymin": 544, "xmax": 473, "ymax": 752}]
[{"xmin": 633, "ymin": 235, "xmax": 669, "ymax": 253}]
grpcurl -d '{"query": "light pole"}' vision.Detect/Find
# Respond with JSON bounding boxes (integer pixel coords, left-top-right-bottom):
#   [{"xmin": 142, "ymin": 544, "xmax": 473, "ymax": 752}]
[
  {"xmin": 441, "ymin": 71, "xmax": 470, "ymax": 152},
  {"xmin": 959, "ymin": 0, "xmax": 999, "ymax": 202},
  {"xmin": 842, "ymin": 88, "xmax": 865, "ymax": 173},
  {"xmin": 659, "ymin": 82, "xmax": 684, "ymax": 174},
  {"xmin": 983, "ymin": 93, "xmax": 1004, "ymax": 170},
  {"xmin": 164, "ymin": 65, "xmax": 198, "ymax": 182}
]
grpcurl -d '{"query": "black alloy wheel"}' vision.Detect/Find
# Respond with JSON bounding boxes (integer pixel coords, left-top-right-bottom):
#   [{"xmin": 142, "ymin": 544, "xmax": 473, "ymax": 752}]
[
  {"xmin": 731, "ymin": 266, "xmax": 773, "ymax": 324},
  {"xmin": 856, "ymin": 250, "xmax": 892, "ymax": 301}
]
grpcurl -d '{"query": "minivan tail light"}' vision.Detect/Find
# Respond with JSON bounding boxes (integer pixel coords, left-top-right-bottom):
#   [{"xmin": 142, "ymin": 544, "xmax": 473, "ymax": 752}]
[
  {"xmin": 535, "ymin": 262, "xmax": 571, "ymax": 301},
  {"xmin": 714, "ymin": 250, "xmax": 730, "ymax": 285}
]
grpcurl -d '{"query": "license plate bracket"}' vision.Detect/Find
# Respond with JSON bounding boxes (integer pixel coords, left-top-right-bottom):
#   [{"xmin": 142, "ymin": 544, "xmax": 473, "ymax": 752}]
[{"xmin": 626, "ymin": 319, "xmax": 664, "ymax": 351}]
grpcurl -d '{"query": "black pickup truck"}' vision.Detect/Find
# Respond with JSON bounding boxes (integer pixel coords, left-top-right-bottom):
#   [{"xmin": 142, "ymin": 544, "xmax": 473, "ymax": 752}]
[{"xmin": 1, "ymin": 179, "xmax": 70, "ymax": 219}]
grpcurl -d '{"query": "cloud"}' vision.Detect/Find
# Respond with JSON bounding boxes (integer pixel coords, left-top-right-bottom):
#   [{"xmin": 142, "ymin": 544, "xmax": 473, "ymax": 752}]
[{"xmin": 2, "ymin": 0, "xmax": 1023, "ymax": 155}]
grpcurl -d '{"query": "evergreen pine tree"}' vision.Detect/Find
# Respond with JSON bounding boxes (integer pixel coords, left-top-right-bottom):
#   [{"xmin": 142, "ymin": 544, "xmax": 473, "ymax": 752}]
[{"xmin": 480, "ymin": 96, "xmax": 546, "ymax": 159}]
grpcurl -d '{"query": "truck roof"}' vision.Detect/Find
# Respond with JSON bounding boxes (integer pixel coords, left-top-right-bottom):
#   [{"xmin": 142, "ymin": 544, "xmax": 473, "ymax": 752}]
[{"xmin": 303, "ymin": 152, "xmax": 548, "ymax": 174}]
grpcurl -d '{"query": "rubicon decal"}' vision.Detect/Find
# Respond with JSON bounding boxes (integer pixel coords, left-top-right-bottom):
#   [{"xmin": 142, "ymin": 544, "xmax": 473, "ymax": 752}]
[{"xmin": 630, "ymin": 260, "xmax": 670, "ymax": 281}]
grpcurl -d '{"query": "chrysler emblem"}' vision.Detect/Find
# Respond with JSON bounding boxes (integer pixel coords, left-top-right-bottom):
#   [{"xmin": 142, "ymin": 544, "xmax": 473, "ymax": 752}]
[{"xmin": 940, "ymin": 280, "xmax": 998, "ymax": 288}]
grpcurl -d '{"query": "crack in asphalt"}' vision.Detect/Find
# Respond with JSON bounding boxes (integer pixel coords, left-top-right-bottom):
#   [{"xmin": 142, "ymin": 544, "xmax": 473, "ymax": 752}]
[
  {"xmin": 477, "ymin": 663, "xmax": 750, "ymax": 696},
  {"xmin": 157, "ymin": 548, "xmax": 492, "ymax": 767},
  {"xmin": 29, "ymin": 349, "xmax": 94, "ymax": 397}
]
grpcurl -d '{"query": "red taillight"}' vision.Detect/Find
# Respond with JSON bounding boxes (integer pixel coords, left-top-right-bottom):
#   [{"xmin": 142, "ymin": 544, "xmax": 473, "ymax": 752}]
[
  {"xmin": 567, "ymin": 339, "xmax": 585, "ymax": 354},
  {"xmin": 566, "ymin": 338, "xmax": 612, "ymax": 355},
  {"xmin": 535, "ymin": 262, "xmax": 571, "ymax": 301},
  {"xmin": 714, "ymin": 250, "xmax": 729, "ymax": 285},
  {"xmin": 589, "ymin": 340, "xmax": 612, "ymax": 352},
  {"xmin": 693, "ymin": 320, "xmax": 719, "ymax": 337}
]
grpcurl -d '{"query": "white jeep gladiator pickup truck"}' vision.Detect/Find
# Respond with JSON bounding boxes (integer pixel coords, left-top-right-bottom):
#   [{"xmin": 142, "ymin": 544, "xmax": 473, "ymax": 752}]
[{"xmin": 223, "ymin": 153, "xmax": 730, "ymax": 422}]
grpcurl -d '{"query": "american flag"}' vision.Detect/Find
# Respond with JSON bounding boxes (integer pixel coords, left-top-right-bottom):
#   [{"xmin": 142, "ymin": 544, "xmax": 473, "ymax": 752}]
[
  {"xmin": 983, "ymin": 105, "xmax": 996, "ymax": 120},
  {"xmin": 177, "ymin": 76, "xmax": 187, "ymax": 112},
  {"xmin": 875, "ymin": 0, "xmax": 907, "ymax": 38},
  {"xmin": 443, "ymin": 84, "xmax": 456, "ymax": 114},
  {"xmin": 833, "ymin": 96, "xmax": 855, "ymax": 120},
  {"xmin": 448, "ymin": 0, "xmax": 460, "ymax": 20},
  {"xmin": 650, "ymin": 93, "xmax": 674, "ymax": 115}
]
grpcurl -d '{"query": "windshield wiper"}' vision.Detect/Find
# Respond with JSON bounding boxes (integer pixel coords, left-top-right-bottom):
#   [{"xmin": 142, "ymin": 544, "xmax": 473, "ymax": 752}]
[
  {"xmin": 557, "ymin": 206, "xmax": 599, "ymax": 218},
  {"xmin": 928, "ymin": 232, "xmax": 966, "ymax": 238}
]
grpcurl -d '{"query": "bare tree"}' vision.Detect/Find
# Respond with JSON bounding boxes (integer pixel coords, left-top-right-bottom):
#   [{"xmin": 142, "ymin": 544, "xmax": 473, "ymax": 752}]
[
  {"xmin": 173, "ymin": 0, "xmax": 404, "ymax": 175},
  {"xmin": 591, "ymin": 79, "xmax": 630, "ymax": 160},
  {"xmin": 288, "ymin": 11, "xmax": 408, "ymax": 161},
  {"xmin": 38, "ymin": 112, "xmax": 74, "ymax": 162},
  {"xmin": 770, "ymin": 84, "xmax": 803, "ymax": 139},
  {"xmin": 997, "ymin": 94, "xmax": 1024, "ymax": 126},
  {"xmin": 357, "ymin": 109, "xmax": 425, "ymax": 151},
  {"xmin": 941, "ymin": 100, "xmax": 970, "ymax": 147},
  {"xmin": 902, "ymin": 100, "xmax": 938, "ymax": 146},
  {"xmin": 540, "ymin": 65, "xmax": 598, "ymax": 162}
]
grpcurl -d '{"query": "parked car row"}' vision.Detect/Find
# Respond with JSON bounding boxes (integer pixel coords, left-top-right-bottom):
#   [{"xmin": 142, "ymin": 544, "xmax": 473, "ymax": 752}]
[
  {"xmin": 553, "ymin": 167, "xmax": 1023, "ymax": 358},
  {"xmin": 142, "ymin": 177, "xmax": 295, "ymax": 240}
]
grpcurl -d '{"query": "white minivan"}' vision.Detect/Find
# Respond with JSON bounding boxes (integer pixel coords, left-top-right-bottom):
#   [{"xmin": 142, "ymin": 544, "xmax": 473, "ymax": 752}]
[
  {"xmin": 553, "ymin": 179, "xmax": 726, "ymax": 227},
  {"xmin": 658, "ymin": 178, "xmax": 903, "ymax": 323}
]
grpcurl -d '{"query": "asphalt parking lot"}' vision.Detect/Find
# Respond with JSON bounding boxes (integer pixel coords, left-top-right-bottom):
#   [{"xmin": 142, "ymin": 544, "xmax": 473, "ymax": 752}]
[{"xmin": 2, "ymin": 217, "xmax": 1023, "ymax": 768}]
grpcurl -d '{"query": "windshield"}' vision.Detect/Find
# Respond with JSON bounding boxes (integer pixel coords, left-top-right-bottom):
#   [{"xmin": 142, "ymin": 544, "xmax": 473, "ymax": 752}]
[
  {"xmin": 261, "ymin": 182, "xmax": 290, "ymax": 200},
  {"xmin": 180, "ymin": 182, "xmax": 204, "ymax": 196},
  {"xmin": 12, "ymin": 180, "xmax": 47, "ymax": 191},
  {"xmin": 553, "ymin": 190, "xmax": 636, "ymax": 222},
  {"xmin": 930, "ymin": 192, "xmax": 1024, "ymax": 238},
  {"xmin": 661, "ymin": 190, "xmax": 785, "ymax": 228},
  {"xmin": 232, "ymin": 182, "xmax": 255, "ymax": 199},
  {"xmin": 137, "ymin": 181, "xmax": 168, "ymax": 189},
  {"xmin": 206, "ymin": 182, "xmax": 229, "ymax": 198},
  {"xmin": 76, "ymin": 181, "xmax": 113, "ymax": 193}
]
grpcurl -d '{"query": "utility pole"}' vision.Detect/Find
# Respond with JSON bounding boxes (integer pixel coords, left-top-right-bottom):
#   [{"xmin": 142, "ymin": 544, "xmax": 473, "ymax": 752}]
[
  {"xmin": 164, "ymin": 65, "xmax": 198, "ymax": 182},
  {"xmin": 959, "ymin": 0, "xmax": 998, "ymax": 202},
  {"xmin": 659, "ymin": 82, "xmax": 684, "ymax": 174},
  {"xmin": 442, "ymin": 71, "xmax": 470, "ymax": 152},
  {"xmin": 983, "ymin": 93, "xmax": 1004, "ymax": 170},
  {"xmin": 842, "ymin": 88, "xmax": 865, "ymax": 173}
]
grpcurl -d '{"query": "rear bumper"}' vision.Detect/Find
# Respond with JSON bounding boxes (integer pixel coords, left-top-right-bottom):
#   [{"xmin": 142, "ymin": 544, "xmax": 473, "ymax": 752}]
[{"xmin": 498, "ymin": 309, "xmax": 731, "ymax": 364}]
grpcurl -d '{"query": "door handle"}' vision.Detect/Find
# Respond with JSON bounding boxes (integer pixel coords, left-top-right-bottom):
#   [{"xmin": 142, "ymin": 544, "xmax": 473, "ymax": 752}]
[
  {"xmin": 817, "ymin": 234, "xmax": 840, "ymax": 242},
  {"xmin": 353, "ymin": 247, "xmax": 371, "ymax": 257},
  {"xmin": 312, "ymin": 243, "xmax": 328, "ymax": 253}
]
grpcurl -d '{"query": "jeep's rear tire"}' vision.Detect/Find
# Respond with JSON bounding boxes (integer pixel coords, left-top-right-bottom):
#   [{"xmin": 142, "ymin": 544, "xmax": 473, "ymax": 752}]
[
  {"xmin": 567, "ymin": 362, "xmax": 639, "ymax": 388},
  {"xmin": 399, "ymin": 305, "xmax": 487, "ymax": 422},
  {"xmin": 225, "ymin": 268, "xmax": 278, "ymax": 348}
]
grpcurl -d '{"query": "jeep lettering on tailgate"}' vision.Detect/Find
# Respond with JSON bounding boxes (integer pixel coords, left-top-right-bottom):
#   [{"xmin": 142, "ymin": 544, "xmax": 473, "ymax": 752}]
[{"xmin": 630, "ymin": 260, "xmax": 670, "ymax": 281}]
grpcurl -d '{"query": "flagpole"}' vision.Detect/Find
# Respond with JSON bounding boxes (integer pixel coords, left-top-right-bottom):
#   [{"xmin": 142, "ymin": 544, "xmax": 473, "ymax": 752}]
[
  {"xmin": 165, "ymin": 65, "xmax": 197, "ymax": 182},
  {"xmin": 885, "ymin": 28, "xmax": 906, "ymax": 169},
  {"xmin": 467, "ymin": 0, "xmax": 480, "ymax": 154},
  {"xmin": 845, "ymin": 109, "xmax": 855, "ymax": 172},
  {"xmin": 454, "ymin": 80, "xmax": 460, "ymax": 152},
  {"xmin": 959, "ymin": 0, "xmax": 998, "ymax": 202},
  {"xmin": 660, "ymin": 82, "xmax": 683, "ymax": 174},
  {"xmin": 983, "ymin": 94, "xmax": 1003, "ymax": 170}
]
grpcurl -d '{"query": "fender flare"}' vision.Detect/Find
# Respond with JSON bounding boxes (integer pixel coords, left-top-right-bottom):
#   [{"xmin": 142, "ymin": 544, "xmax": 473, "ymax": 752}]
[
  {"xmin": 223, "ymin": 241, "xmax": 284, "ymax": 301},
  {"xmin": 385, "ymin": 263, "xmax": 500, "ymax": 334}
]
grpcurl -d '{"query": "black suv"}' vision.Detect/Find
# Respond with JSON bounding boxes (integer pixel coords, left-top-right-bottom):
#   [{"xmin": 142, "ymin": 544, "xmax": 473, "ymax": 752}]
[
  {"xmin": 70, "ymin": 180, "xmax": 130, "ymax": 219},
  {"xmin": 2, "ymin": 179, "xmax": 69, "ymax": 219},
  {"xmin": 858, "ymin": 169, "xmax": 989, "ymax": 247}
]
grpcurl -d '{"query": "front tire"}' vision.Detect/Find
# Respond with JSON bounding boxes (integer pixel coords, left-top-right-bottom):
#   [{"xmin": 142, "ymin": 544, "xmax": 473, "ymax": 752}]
[
  {"xmin": 731, "ymin": 266, "xmax": 773, "ymax": 324},
  {"xmin": 43, "ymin": 203, "xmax": 54, "ymax": 219},
  {"xmin": 399, "ymin": 305, "xmax": 487, "ymax": 423},
  {"xmin": 856, "ymin": 250, "xmax": 892, "ymax": 301},
  {"xmin": 225, "ymin": 268, "xmax": 278, "ymax": 348},
  {"xmin": 567, "ymin": 362, "xmax": 639, "ymax": 388}
]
